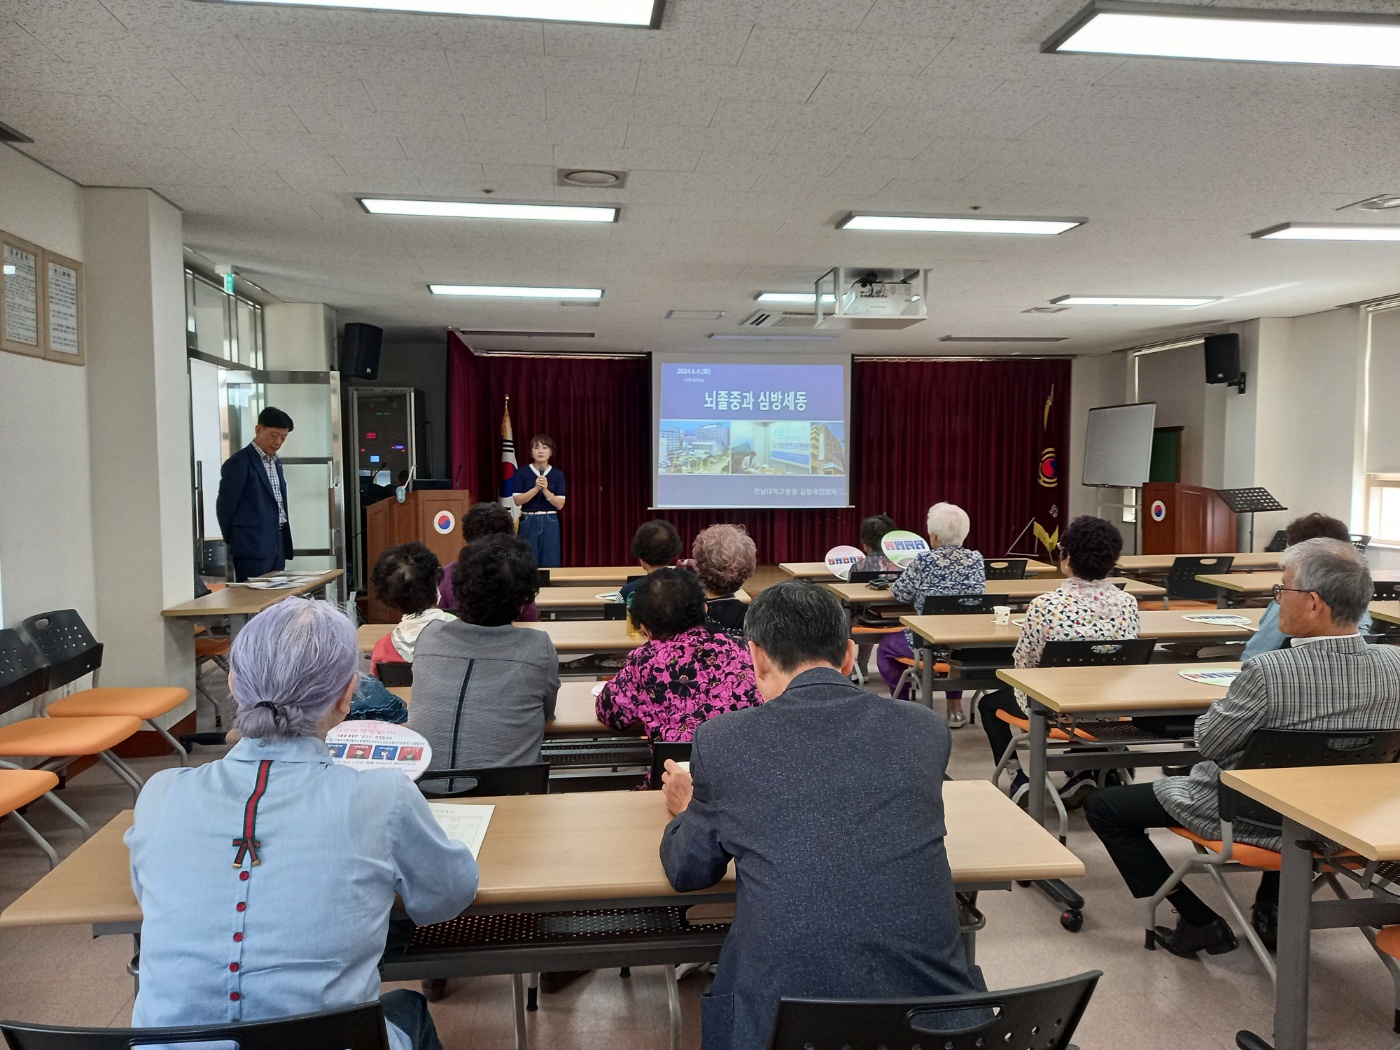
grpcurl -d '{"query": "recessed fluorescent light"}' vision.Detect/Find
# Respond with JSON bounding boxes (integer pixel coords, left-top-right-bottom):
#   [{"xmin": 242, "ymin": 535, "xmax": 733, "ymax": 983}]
[
  {"xmin": 755, "ymin": 292, "xmax": 838, "ymax": 305},
  {"xmin": 429, "ymin": 285, "xmax": 603, "ymax": 300},
  {"xmin": 1252, "ymin": 222, "xmax": 1400, "ymax": 241},
  {"xmin": 360, "ymin": 198, "xmax": 617, "ymax": 223},
  {"xmin": 1045, "ymin": 1, "xmax": 1400, "ymax": 68},
  {"xmin": 2, "ymin": 264, "xmax": 15, "ymax": 275},
  {"xmin": 839, "ymin": 213, "xmax": 1083, "ymax": 235},
  {"xmin": 202, "ymin": 0, "xmax": 662, "ymax": 28},
  {"xmin": 709, "ymin": 333, "xmax": 838, "ymax": 341},
  {"xmin": 1051, "ymin": 295, "xmax": 1220, "ymax": 306}
]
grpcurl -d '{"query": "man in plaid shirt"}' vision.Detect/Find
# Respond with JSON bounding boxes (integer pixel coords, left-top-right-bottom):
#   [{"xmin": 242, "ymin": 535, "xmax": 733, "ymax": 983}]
[{"xmin": 1087, "ymin": 538, "xmax": 1400, "ymax": 958}]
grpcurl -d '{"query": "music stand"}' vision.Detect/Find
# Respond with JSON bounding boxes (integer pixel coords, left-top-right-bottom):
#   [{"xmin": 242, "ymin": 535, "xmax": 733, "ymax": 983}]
[{"xmin": 1215, "ymin": 487, "xmax": 1287, "ymax": 551}]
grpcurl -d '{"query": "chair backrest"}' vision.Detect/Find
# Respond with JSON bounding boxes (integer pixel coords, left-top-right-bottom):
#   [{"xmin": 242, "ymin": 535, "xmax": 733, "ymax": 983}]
[
  {"xmin": 0, "ymin": 629, "xmax": 50, "ymax": 717},
  {"xmin": 1264, "ymin": 530, "xmax": 1288, "ymax": 553},
  {"xmin": 1039, "ymin": 638, "xmax": 1155, "ymax": 667},
  {"xmin": 536, "ymin": 569, "xmax": 552, "ymax": 587},
  {"xmin": 1222, "ymin": 727, "xmax": 1400, "ymax": 829},
  {"xmin": 1373, "ymin": 581, "xmax": 1400, "ymax": 602},
  {"xmin": 648, "ymin": 740, "xmax": 693, "ymax": 789},
  {"xmin": 417, "ymin": 763, "xmax": 550, "ymax": 799},
  {"xmin": 849, "ymin": 569, "xmax": 900, "ymax": 584},
  {"xmin": 1165, "ymin": 556, "xmax": 1235, "ymax": 601},
  {"xmin": 0, "ymin": 1001, "xmax": 390, "ymax": 1050},
  {"xmin": 766, "ymin": 970, "xmax": 1101, "ymax": 1050},
  {"xmin": 602, "ymin": 603, "xmax": 629, "ymax": 621},
  {"xmin": 919, "ymin": 594, "xmax": 1007, "ymax": 616},
  {"xmin": 375, "ymin": 662, "xmax": 413, "ymax": 687},
  {"xmin": 983, "ymin": 559, "xmax": 1028, "ymax": 580},
  {"xmin": 1351, "ymin": 533, "xmax": 1371, "ymax": 554},
  {"xmin": 18, "ymin": 610, "xmax": 103, "ymax": 691}
]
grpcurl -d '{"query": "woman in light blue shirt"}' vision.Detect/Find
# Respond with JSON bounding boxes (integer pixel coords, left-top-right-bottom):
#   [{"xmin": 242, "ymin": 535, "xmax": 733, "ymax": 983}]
[{"xmin": 126, "ymin": 598, "xmax": 478, "ymax": 1050}]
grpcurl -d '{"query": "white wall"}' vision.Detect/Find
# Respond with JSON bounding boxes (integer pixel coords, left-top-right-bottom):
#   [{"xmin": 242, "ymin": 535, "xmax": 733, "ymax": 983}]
[
  {"xmin": 1068, "ymin": 353, "xmax": 1132, "ymax": 548},
  {"xmin": 1136, "ymin": 344, "xmax": 1207, "ymax": 485},
  {"xmin": 0, "ymin": 147, "xmax": 97, "ymax": 636}
]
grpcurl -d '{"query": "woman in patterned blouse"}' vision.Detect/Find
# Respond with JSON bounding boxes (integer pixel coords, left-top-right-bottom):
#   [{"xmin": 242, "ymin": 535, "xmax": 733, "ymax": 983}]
[
  {"xmin": 978, "ymin": 515, "xmax": 1140, "ymax": 808},
  {"xmin": 876, "ymin": 503, "xmax": 985, "ymax": 725},
  {"xmin": 596, "ymin": 567, "xmax": 762, "ymax": 785}
]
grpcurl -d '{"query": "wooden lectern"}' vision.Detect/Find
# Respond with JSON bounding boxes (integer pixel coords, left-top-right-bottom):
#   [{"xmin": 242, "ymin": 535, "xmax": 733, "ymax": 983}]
[
  {"xmin": 1141, "ymin": 483, "xmax": 1236, "ymax": 555},
  {"xmin": 365, "ymin": 489, "xmax": 472, "ymax": 623}
]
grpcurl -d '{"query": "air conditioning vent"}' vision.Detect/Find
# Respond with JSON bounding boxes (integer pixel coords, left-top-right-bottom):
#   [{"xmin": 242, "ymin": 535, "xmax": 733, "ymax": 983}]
[{"xmin": 742, "ymin": 310, "xmax": 819, "ymax": 328}]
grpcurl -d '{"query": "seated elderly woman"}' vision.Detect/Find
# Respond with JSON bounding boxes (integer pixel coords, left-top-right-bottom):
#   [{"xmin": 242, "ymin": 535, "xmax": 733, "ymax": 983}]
[
  {"xmin": 411, "ymin": 534, "xmax": 559, "ymax": 769},
  {"xmin": 370, "ymin": 541, "xmax": 456, "ymax": 674},
  {"xmin": 620, "ymin": 519, "xmax": 686, "ymax": 603},
  {"xmin": 877, "ymin": 502, "xmax": 985, "ymax": 724},
  {"xmin": 125, "ymin": 598, "xmax": 478, "ymax": 1050},
  {"xmin": 438, "ymin": 501, "xmax": 539, "ymax": 621},
  {"xmin": 692, "ymin": 523, "xmax": 758, "ymax": 642},
  {"xmin": 977, "ymin": 515, "xmax": 1139, "ymax": 808},
  {"xmin": 597, "ymin": 567, "xmax": 762, "ymax": 785}
]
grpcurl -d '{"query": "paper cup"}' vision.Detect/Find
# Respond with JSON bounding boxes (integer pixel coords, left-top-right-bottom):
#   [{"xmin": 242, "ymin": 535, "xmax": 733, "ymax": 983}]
[{"xmin": 993, "ymin": 606, "xmax": 1012, "ymax": 625}]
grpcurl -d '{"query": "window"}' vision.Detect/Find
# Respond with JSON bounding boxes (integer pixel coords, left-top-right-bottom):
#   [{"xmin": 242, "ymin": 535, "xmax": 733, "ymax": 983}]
[{"xmin": 1365, "ymin": 474, "xmax": 1400, "ymax": 546}]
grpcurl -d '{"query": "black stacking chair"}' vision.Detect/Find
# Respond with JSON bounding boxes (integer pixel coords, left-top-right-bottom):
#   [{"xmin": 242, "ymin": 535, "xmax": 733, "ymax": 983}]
[
  {"xmin": 376, "ymin": 662, "xmax": 413, "ymax": 687},
  {"xmin": 416, "ymin": 763, "xmax": 550, "ymax": 799},
  {"xmin": 1165, "ymin": 555, "xmax": 1235, "ymax": 604},
  {"xmin": 648, "ymin": 740, "xmax": 692, "ymax": 788},
  {"xmin": 983, "ymin": 559, "xmax": 1028, "ymax": 580}
]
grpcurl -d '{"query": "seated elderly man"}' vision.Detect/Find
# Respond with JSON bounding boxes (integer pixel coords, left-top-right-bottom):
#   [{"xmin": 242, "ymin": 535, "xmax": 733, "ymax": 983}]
[
  {"xmin": 126, "ymin": 598, "xmax": 479, "ymax": 1050},
  {"xmin": 659, "ymin": 581, "xmax": 984, "ymax": 1050},
  {"xmin": 1086, "ymin": 538, "xmax": 1400, "ymax": 957}
]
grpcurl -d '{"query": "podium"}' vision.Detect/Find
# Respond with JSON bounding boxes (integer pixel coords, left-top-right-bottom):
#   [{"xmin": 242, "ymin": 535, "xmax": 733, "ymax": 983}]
[
  {"xmin": 1141, "ymin": 483, "xmax": 1237, "ymax": 555},
  {"xmin": 365, "ymin": 489, "xmax": 472, "ymax": 623}
]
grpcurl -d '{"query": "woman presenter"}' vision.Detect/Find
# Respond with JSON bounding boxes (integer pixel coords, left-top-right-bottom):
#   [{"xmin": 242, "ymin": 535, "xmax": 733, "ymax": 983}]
[{"xmin": 513, "ymin": 433, "xmax": 565, "ymax": 567}]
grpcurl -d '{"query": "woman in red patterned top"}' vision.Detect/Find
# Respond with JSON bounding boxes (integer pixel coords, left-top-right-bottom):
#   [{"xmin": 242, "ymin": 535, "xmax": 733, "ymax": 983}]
[{"xmin": 596, "ymin": 567, "xmax": 763, "ymax": 785}]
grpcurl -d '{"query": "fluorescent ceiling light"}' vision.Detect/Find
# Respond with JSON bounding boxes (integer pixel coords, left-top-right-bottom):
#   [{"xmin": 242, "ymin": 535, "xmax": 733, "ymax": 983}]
[
  {"xmin": 2, "ymin": 264, "xmax": 14, "ymax": 275},
  {"xmin": 202, "ymin": 0, "xmax": 662, "ymax": 27},
  {"xmin": 1252, "ymin": 222, "xmax": 1400, "ymax": 241},
  {"xmin": 1051, "ymin": 295, "xmax": 1220, "ymax": 306},
  {"xmin": 1045, "ymin": 1, "xmax": 1400, "ymax": 68},
  {"xmin": 709, "ymin": 333, "xmax": 838, "ymax": 341},
  {"xmin": 360, "ymin": 198, "xmax": 617, "ymax": 223},
  {"xmin": 839, "ymin": 213, "xmax": 1083, "ymax": 235},
  {"xmin": 429, "ymin": 285, "xmax": 603, "ymax": 300},
  {"xmin": 755, "ymin": 292, "xmax": 838, "ymax": 305}
]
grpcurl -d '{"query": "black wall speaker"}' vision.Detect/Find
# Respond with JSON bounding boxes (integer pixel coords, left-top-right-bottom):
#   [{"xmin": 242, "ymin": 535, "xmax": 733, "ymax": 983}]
[
  {"xmin": 1203, "ymin": 333, "xmax": 1241, "ymax": 386},
  {"xmin": 341, "ymin": 323, "xmax": 383, "ymax": 380}
]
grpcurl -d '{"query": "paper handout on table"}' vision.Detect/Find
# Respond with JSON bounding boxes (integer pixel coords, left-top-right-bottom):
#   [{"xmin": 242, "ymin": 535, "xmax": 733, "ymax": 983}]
[
  {"xmin": 1178, "ymin": 668, "xmax": 1241, "ymax": 686},
  {"xmin": 427, "ymin": 802, "xmax": 494, "ymax": 858},
  {"xmin": 1181, "ymin": 613, "xmax": 1254, "ymax": 626}
]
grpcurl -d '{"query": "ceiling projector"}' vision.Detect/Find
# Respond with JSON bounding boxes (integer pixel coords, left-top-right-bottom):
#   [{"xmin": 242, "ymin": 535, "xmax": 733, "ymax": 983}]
[{"xmin": 815, "ymin": 268, "xmax": 929, "ymax": 330}]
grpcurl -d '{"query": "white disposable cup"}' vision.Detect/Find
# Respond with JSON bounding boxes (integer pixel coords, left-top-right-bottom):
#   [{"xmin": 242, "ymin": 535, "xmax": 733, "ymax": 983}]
[{"xmin": 993, "ymin": 606, "xmax": 1012, "ymax": 625}]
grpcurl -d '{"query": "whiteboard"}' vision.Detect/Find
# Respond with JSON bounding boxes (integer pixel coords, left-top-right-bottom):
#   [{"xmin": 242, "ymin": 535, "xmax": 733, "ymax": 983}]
[{"xmin": 1083, "ymin": 403, "xmax": 1157, "ymax": 487}]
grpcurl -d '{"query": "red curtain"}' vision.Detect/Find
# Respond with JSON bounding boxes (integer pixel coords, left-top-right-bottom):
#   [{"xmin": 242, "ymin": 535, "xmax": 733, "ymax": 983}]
[{"xmin": 448, "ymin": 334, "xmax": 1070, "ymax": 564}]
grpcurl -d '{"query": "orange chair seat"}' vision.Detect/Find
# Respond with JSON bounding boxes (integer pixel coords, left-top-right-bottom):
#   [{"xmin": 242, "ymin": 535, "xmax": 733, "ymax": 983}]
[
  {"xmin": 0, "ymin": 769, "xmax": 61, "ymax": 813},
  {"xmin": 47, "ymin": 687, "xmax": 189, "ymax": 721},
  {"xmin": 851, "ymin": 625, "xmax": 902, "ymax": 637},
  {"xmin": 0, "ymin": 716, "xmax": 143, "ymax": 757},
  {"xmin": 1168, "ymin": 827, "xmax": 1282, "ymax": 870},
  {"xmin": 894, "ymin": 656, "xmax": 951, "ymax": 673},
  {"xmin": 995, "ymin": 707, "xmax": 1099, "ymax": 743},
  {"xmin": 1376, "ymin": 926, "xmax": 1400, "ymax": 960},
  {"xmin": 195, "ymin": 636, "xmax": 232, "ymax": 658}
]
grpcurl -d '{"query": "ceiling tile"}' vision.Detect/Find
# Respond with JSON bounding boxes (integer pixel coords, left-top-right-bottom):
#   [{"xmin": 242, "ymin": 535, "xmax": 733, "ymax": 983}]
[
  {"xmin": 738, "ymin": 27, "xmax": 949, "ymax": 75},
  {"xmin": 543, "ymin": 21, "xmax": 750, "ymax": 64},
  {"xmin": 636, "ymin": 61, "xmax": 823, "ymax": 102}
]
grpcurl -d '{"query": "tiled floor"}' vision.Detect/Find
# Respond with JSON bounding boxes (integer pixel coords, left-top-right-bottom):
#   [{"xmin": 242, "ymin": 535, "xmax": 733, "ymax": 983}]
[{"xmin": 2, "ymin": 686, "xmax": 1398, "ymax": 1049}]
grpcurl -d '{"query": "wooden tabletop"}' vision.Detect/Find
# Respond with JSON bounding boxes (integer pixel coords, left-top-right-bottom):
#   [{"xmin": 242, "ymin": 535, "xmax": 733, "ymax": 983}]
[
  {"xmin": 997, "ymin": 661, "xmax": 1239, "ymax": 715},
  {"xmin": 1222, "ymin": 765, "xmax": 1400, "ymax": 861},
  {"xmin": 388, "ymin": 681, "xmax": 616, "ymax": 736},
  {"xmin": 163, "ymin": 570, "xmax": 344, "ymax": 619},
  {"xmin": 900, "ymin": 608, "xmax": 1263, "ymax": 648},
  {"xmin": 781, "ymin": 559, "xmax": 1057, "ymax": 580},
  {"xmin": 1370, "ymin": 600, "xmax": 1400, "ymax": 626},
  {"xmin": 1199, "ymin": 569, "xmax": 1400, "ymax": 596},
  {"xmin": 544, "ymin": 566, "xmax": 642, "ymax": 585},
  {"xmin": 0, "ymin": 780, "xmax": 1081, "ymax": 929},
  {"xmin": 360, "ymin": 619, "xmax": 646, "ymax": 656},
  {"xmin": 532, "ymin": 585, "xmax": 751, "ymax": 610},
  {"xmin": 1117, "ymin": 553, "xmax": 1281, "ymax": 574},
  {"xmin": 829, "ymin": 577, "xmax": 1162, "ymax": 605}
]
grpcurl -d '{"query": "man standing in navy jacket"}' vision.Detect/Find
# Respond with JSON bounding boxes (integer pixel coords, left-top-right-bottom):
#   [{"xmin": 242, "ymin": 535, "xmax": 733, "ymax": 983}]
[
  {"xmin": 659, "ymin": 581, "xmax": 984, "ymax": 1050},
  {"xmin": 216, "ymin": 407, "xmax": 295, "ymax": 581}
]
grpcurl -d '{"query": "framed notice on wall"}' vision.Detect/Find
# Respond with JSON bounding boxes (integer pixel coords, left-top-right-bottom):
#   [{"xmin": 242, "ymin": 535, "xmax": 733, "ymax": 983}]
[
  {"xmin": 1, "ymin": 231, "xmax": 45, "ymax": 358},
  {"xmin": 43, "ymin": 251, "xmax": 83, "ymax": 365}
]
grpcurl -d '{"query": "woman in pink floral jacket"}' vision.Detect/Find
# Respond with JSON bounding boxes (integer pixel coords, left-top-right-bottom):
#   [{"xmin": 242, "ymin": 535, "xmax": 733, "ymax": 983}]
[{"xmin": 596, "ymin": 567, "xmax": 762, "ymax": 785}]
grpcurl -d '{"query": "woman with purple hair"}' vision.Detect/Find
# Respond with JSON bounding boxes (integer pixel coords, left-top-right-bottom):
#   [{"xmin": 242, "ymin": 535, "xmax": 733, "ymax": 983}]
[{"xmin": 125, "ymin": 598, "xmax": 478, "ymax": 1050}]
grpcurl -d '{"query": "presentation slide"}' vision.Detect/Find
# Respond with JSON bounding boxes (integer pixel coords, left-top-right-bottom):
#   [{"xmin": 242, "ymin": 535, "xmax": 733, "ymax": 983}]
[{"xmin": 652, "ymin": 355, "xmax": 851, "ymax": 510}]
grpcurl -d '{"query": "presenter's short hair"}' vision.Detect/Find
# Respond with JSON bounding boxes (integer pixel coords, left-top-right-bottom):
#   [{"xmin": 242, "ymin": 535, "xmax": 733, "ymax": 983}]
[
  {"xmin": 631, "ymin": 519, "xmax": 683, "ymax": 567},
  {"xmin": 529, "ymin": 433, "xmax": 557, "ymax": 457},
  {"xmin": 454, "ymin": 534, "xmax": 539, "ymax": 627},
  {"xmin": 693, "ymin": 524, "xmax": 757, "ymax": 594},
  {"xmin": 744, "ymin": 581, "xmax": 848, "ymax": 672},
  {"xmin": 629, "ymin": 568, "xmax": 706, "ymax": 641},
  {"xmin": 860, "ymin": 514, "xmax": 897, "ymax": 551},
  {"xmin": 926, "ymin": 503, "xmax": 970, "ymax": 546},
  {"xmin": 258, "ymin": 406, "xmax": 294, "ymax": 431},
  {"xmin": 371, "ymin": 542, "xmax": 443, "ymax": 616},
  {"xmin": 1059, "ymin": 516, "xmax": 1122, "ymax": 581},
  {"xmin": 463, "ymin": 501, "xmax": 515, "ymax": 542}
]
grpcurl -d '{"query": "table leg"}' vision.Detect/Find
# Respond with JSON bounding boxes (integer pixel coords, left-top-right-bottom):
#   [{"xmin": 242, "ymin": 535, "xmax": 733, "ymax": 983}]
[
  {"xmin": 921, "ymin": 647, "xmax": 934, "ymax": 712},
  {"xmin": 228, "ymin": 612, "xmax": 251, "ymax": 639},
  {"xmin": 1217, "ymin": 588, "xmax": 1229, "ymax": 610},
  {"xmin": 1028, "ymin": 703, "xmax": 1049, "ymax": 828},
  {"xmin": 1274, "ymin": 816, "xmax": 1313, "ymax": 1050}
]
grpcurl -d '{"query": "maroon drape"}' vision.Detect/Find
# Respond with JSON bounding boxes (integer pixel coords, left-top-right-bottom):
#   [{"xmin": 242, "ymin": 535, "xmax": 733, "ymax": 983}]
[{"xmin": 448, "ymin": 334, "xmax": 1069, "ymax": 564}]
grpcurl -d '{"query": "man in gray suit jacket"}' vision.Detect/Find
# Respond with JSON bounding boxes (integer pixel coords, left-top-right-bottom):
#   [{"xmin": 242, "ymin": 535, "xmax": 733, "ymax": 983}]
[
  {"xmin": 659, "ymin": 581, "xmax": 984, "ymax": 1050},
  {"xmin": 1088, "ymin": 538, "xmax": 1400, "ymax": 957}
]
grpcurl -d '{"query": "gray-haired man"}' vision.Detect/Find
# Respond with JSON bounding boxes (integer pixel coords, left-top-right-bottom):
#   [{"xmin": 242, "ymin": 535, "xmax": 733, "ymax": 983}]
[{"xmin": 1087, "ymin": 538, "xmax": 1400, "ymax": 957}]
